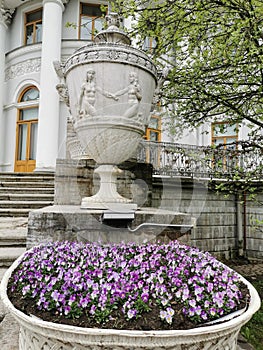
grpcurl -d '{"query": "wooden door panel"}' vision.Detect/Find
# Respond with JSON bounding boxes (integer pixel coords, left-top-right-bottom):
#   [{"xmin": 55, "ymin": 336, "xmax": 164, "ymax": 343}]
[{"xmin": 15, "ymin": 121, "xmax": 37, "ymax": 173}]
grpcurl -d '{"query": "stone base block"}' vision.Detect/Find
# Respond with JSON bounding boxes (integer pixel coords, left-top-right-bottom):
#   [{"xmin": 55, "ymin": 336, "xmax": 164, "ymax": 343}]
[{"xmin": 27, "ymin": 205, "xmax": 195, "ymax": 249}]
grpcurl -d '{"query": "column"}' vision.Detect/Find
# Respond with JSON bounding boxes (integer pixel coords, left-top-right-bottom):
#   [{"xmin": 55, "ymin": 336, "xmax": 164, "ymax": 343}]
[
  {"xmin": 35, "ymin": 0, "xmax": 64, "ymax": 172},
  {"xmin": 0, "ymin": 5, "xmax": 13, "ymax": 170}
]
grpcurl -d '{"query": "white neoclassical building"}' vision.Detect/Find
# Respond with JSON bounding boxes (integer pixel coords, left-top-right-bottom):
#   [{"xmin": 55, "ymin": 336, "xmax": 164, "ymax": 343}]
[
  {"xmin": 0, "ymin": 0, "xmax": 113, "ymax": 173},
  {"xmin": 0, "ymin": 0, "xmax": 252, "ymax": 174}
]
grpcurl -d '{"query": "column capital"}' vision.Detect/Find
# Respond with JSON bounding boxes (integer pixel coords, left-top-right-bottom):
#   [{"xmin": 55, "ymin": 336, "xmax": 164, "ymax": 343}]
[{"xmin": 42, "ymin": 0, "xmax": 67, "ymax": 11}]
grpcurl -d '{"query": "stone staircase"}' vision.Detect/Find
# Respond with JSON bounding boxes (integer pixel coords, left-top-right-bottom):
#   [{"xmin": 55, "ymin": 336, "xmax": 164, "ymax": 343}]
[
  {"xmin": 0, "ymin": 173, "xmax": 54, "ymax": 269},
  {"xmin": 0, "ymin": 172, "xmax": 54, "ymax": 217},
  {"xmin": 0, "ymin": 217, "xmax": 27, "ymax": 270}
]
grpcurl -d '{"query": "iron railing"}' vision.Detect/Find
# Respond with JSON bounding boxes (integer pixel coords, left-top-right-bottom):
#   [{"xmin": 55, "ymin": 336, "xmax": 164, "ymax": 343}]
[{"xmin": 137, "ymin": 140, "xmax": 263, "ymax": 179}]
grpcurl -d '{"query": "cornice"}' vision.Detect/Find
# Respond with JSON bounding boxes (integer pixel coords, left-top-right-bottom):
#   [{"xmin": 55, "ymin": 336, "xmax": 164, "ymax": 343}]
[
  {"xmin": 42, "ymin": 0, "xmax": 66, "ymax": 11},
  {"xmin": 6, "ymin": 43, "xmax": 42, "ymax": 64},
  {"xmin": 4, "ymin": 1, "xmax": 31, "ymax": 9}
]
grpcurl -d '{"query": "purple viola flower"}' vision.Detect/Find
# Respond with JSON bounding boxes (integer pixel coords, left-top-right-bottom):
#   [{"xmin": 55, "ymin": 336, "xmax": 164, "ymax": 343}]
[
  {"xmin": 209, "ymin": 307, "xmax": 217, "ymax": 317},
  {"xmin": 22, "ymin": 285, "xmax": 30, "ymax": 296},
  {"xmin": 64, "ymin": 305, "xmax": 71, "ymax": 316},
  {"xmin": 213, "ymin": 292, "xmax": 225, "ymax": 308},
  {"xmin": 188, "ymin": 299, "xmax": 196, "ymax": 308},
  {"xmin": 160, "ymin": 310, "xmax": 167, "ymax": 320},
  {"xmin": 141, "ymin": 292, "xmax": 149, "ymax": 303},
  {"xmin": 9, "ymin": 240, "xmax": 246, "ymax": 326},
  {"xmin": 127, "ymin": 309, "xmax": 137, "ymax": 319}
]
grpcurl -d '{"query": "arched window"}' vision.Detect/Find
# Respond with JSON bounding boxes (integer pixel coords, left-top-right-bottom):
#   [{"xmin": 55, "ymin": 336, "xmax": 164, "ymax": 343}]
[{"xmin": 15, "ymin": 86, "xmax": 39, "ymax": 172}]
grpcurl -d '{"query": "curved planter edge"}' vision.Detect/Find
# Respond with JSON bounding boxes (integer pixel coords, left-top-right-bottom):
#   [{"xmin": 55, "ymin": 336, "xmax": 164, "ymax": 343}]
[{"xmin": 0, "ymin": 250, "xmax": 261, "ymax": 349}]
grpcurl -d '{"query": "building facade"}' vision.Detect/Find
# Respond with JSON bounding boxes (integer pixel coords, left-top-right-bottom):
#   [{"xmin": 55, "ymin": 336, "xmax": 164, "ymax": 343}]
[
  {"xmin": 0, "ymin": 0, "xmax": 262, "ymax": 259},
  {"xmin": 1, "ymin": 0, "xmax": 110, "ymax": 173},
  {"xmin": 0, "ymin": 0, "xmax": 255, "ymax": 174}
]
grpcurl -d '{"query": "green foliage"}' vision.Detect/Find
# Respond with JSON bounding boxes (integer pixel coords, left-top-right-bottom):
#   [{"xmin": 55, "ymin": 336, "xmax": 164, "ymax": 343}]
[
  {"xmin": 241, "ymin": 278, "xmax": 263, "ymax": 350},
  {"xmin": 113, "ymin": 0, "xmax": 263, "ymax": 134},
  {"xmin": 112, "ymin": 0, "xmax": 263, "ymax": 195}
]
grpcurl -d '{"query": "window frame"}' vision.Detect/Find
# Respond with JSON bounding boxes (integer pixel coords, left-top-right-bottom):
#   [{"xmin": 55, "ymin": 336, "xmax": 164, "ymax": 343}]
[
  {"xmin": 15, "ymin": 86, "xmax": 39, "ymax": 169},
  {"xmin": 24, "ymin": 8, "xmax": 43, "ymax": 45},
  {"xmin": 145, "ymin": 115, "xmax": 162, "ymax": 142},
  {"xmin": 211, "ymin": 121, "xmax": 239, "ymax": 172},
  {"xmin": 79, "ymin": 2, "xmax": 106, "ymax": 41},
  {"xmin": 211, "ymin": 121, "xmax": 238, "ymax": 149}
]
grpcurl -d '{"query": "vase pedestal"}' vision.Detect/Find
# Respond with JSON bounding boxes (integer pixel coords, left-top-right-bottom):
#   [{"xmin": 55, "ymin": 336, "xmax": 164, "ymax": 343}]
[{"xmin": 81, "ymin": 164, "xmax": 137, "ymax": 211}]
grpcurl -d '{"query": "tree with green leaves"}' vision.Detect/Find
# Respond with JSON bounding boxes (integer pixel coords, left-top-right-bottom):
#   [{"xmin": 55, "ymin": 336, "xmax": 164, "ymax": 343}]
[
  {"xmin": 114, "ymin": 0, "xmax": 263, "ymax": 135},
  {"xmin": 111, "ymin": 0, "xmax": 263, "ymax": 193}
]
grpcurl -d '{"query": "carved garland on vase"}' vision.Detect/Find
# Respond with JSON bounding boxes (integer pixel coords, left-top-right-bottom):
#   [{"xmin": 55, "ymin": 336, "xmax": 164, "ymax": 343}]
[{"xmin": 64, "ymin": 44, "xmax": 157, "ymax": 77}]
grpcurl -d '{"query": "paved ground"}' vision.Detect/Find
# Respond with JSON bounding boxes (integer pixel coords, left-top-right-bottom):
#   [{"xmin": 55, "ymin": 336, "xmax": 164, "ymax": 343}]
[
  {"xmin": 0, "ymin": 217, "xmax": 261, "ymax": 349},
  {"xmin": 0, "ymin": 218, "xmax": 26, "ymax": 349}
]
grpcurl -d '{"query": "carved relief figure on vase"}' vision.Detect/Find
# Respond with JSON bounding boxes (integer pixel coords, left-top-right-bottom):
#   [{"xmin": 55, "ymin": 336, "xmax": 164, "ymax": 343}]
[
  {"xmin": 78, "ymin": 69, "xmax": 96, "ymax": 118},
  {"xmin": 77, "ymin": 68, "xmax": 117, "ymax": 118},
  {"xmin": 113, "ymin": 72, "xmax": 142, "ymax": 119}
]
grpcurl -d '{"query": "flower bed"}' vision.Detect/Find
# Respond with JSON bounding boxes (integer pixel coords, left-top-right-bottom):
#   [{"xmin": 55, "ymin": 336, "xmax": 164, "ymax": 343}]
[{"xmin": 7, "ymin": 240, "xmax": 249, "ymax": 331}]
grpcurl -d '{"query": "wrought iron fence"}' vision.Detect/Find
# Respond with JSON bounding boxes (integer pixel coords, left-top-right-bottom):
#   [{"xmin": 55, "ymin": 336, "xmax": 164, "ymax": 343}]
[{"xmin": 137, "ymin": 140, "xmax": 263, "ymax": 179}]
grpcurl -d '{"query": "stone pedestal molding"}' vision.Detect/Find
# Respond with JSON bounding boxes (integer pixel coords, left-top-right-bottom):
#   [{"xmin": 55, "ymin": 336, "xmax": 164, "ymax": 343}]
[{"xmin": 0, "ymin": 254, "xmax": 261, "ymax": 350}]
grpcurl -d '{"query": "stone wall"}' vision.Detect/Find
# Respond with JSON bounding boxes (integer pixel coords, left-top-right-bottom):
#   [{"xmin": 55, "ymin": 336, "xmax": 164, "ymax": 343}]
[
  {"xmin": 27, "ymin": 206, "xmax": 194, "ymax": 249},
  {"xmin": 152, "ymin": 177, "xmax": 263, "ymax": 260},
  {"xmin": 245, "ymin": 192, "xmax": 263, "ymax": 259},
  {"xmin": 151, "ymin": 178, "xmax": 236, "ymax": 259}
]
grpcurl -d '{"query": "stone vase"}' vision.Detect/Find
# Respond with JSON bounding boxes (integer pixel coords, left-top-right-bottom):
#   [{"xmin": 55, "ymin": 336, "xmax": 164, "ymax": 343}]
[
  {"xmin": 63, "ymin": 14, "xmax": 157, "ymax": 210},
  {"xmin": 0, "ymin": 252, "xmax": 261, "ymax": 350}
]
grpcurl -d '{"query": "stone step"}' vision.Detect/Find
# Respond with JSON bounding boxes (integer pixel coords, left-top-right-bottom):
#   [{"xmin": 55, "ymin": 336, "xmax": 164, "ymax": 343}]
[
  {"xmin": 0, "ymin": 217, "xmax": 28, "ymax": 229},
  {"xmin": 0, "ymin": 181, "xmax": 54, "ymax": 188},
  {"xmin": 0, "ymin": 172, "xmax": 54, "ymax": 217},
  {"xmin": 0, "ymin": 231, "xmax": 27, "ymax": 246},
  {"xmin": 0, "ymin": 247, "xmax": 26, "ymax": 267},
  {"xmin": 0, "ymin": 200, "xmax": 53, "ymax": 209},
  {"xmin": 0, "ymin": 218, "xmax": 27, "ymax": 269},
  {"xmin": 0, "ymin": 187, "xmax": 54, "ymax": 194},
  {"xmin": 0, "ymin": 193, "xmax": 54, "ymax": 201},
  {"xmin": 0, "ymin": 208, "xmax": 37, "ymax": 217},
  {"xmin": 0, "ymin": 172, "xmax": 54, "ymax": 180}
]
